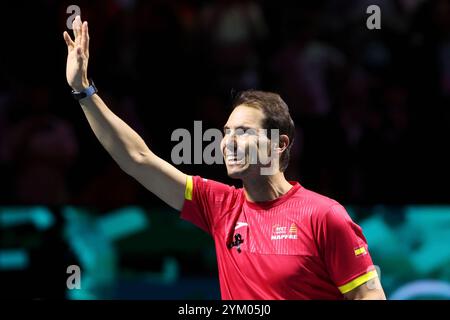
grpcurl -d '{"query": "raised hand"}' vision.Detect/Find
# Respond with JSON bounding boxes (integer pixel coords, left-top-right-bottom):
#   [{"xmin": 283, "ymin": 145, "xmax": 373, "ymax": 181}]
[{"xmin": 63, "ymin": 15, "xmax": 90, "ymax": 92}]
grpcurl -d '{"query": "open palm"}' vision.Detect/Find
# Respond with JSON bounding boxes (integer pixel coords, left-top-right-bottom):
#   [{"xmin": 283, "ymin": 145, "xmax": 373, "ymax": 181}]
[{"xmin": 63, "ymin": 15, "xmax": 89, "ymax": 92}]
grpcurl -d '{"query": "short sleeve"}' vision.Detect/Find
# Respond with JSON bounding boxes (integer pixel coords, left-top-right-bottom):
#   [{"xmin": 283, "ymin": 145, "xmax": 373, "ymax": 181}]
[
  {"xmin": 318, "ymin": 204, "xmax": 377, "ymax": 294},
  {"xmin": 180, "ymin": 176, "xmax": 237, "ymax": 235}
]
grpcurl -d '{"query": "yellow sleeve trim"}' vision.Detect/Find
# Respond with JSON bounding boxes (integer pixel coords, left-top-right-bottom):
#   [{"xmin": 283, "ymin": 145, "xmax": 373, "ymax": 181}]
[
  {"xmin": 338, "ymin": 270, "xmax": 378, "ymax": 294},
  {"xmin": 185, "ymin": 175, "xmax": 193, "ymax": 200}
]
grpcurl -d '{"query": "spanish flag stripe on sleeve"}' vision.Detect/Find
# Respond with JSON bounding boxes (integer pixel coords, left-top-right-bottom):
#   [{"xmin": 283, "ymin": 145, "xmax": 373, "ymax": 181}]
[
  {"xmin": 354, "ymin": 247, "xmax": 366, "ymax": 256},
  {"xmin": 338, "ymin": 270, "xmax": 378, "ymax": 294},
  {"xmin": 185, "ymin": 175, "xmax": 193, "ymax": 201}
]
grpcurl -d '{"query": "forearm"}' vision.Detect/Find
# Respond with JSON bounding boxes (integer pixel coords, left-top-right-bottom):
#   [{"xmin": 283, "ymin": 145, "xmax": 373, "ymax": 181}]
[
  {"xmin": 79, "ymin": 94, "xmax": 153, "ymax": 172},
  {"xmin": 353, "ymin": 290, "xmax": 386, "ymax": 300}
]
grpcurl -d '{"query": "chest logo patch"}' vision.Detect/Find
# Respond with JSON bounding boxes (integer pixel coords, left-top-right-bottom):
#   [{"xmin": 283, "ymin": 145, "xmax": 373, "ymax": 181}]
[{"xmin": 271, "ymin": 223, "xmax": 298, "ymax": 240}]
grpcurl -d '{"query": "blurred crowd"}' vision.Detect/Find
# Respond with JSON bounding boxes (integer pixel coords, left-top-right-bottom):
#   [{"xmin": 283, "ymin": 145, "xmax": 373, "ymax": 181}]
[{"xmin": 1, "ymin": 0, "xmax": 449, "ymax": 209}]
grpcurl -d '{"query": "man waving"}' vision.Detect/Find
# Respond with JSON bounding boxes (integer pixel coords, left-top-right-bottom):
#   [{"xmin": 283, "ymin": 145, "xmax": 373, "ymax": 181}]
[{"xmin": 63, "ymin": 15, "xmax": 386, "ymax": 300}]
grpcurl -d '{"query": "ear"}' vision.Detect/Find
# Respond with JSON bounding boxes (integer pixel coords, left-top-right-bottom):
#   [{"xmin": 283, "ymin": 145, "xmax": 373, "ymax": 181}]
[{"xmin": 274, "ymin": 134, "xmax": 289, "ymax": 155}]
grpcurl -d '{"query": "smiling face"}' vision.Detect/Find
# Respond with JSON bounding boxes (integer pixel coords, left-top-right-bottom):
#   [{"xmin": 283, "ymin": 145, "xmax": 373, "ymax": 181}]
[{"xmin": 221, "ymin": 105, "xmax": 274, "ymax": 179}]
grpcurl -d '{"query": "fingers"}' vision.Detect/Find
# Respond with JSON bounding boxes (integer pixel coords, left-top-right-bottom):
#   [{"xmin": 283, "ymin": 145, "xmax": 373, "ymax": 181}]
[
  {"xmin": 81, "ymin": 21, "xmax": 89, "ymax": 55},
  {"xmin": 63, "ymin": 31, "xmax": 74, "ymax": 50},
  {"xmin": 73, "ymin": 15, "xmax": 82, "ymax": 46},
  {"xmin": 72, "ymin": 17, "xmax": 78, "ymax": 39}
]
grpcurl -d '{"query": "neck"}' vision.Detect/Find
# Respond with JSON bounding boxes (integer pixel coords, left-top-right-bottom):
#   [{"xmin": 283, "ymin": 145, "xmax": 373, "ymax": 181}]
[{"xmin": 242, "ymin": 172, "xmax": 293, "ymax": 203}]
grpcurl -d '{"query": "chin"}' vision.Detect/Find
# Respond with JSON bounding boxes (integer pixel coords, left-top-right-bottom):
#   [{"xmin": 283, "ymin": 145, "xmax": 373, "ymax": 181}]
[
  {"xmin": 226, "ymin": 162, "xmax": 259, "ymax": 180},
  {"xmin": 226, "ymin": 165, "xmax": 247, "ymax": 179}
]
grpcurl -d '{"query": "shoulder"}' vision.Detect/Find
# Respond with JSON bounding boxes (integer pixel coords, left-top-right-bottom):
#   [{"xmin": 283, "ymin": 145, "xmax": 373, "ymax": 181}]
[
  {"xmin": 297, "ymin": 187, "xmax": 341, "ymax": 213},
  {"xmin": 190, "ymin": 175, "xmax": 243, "ymax": 201},
  {"xmin": 294, "ymin": 187, "xmax": 353, "ymax": 227},
  {"xmin": 192, "ymin": 176, "xmax": 236, "ymax": 192},
  {"xmin": 294, "ymin": 188, "xmax": 359, "ymax": 243}
]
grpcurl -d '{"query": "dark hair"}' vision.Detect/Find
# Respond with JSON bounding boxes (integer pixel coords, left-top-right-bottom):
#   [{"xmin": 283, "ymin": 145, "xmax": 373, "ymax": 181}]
[{"xmin": 232, "ymin": 90, "xmax": 295, "ymax": 172}]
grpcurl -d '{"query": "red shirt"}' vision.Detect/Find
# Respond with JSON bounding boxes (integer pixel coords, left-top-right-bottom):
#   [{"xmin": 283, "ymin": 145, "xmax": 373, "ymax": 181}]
[{"xmin": 181, "ymin": 176, "xmax": 376, "ymax": 300}]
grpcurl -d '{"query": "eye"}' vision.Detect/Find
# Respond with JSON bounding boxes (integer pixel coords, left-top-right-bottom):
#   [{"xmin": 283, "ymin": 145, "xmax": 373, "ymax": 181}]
[
  {"xmin": 234, "ymin": 127, "xmax": 253, "ymax": 136},
  {"xmin": 246, "ymin": 128, "xmax": 257, "ymax": 136}
]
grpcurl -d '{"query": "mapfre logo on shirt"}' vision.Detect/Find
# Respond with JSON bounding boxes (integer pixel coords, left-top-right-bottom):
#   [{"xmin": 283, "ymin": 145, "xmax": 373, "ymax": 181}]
[{"xmin": 271, "ymin": 223, "xmax": 298, "ymax": 240}]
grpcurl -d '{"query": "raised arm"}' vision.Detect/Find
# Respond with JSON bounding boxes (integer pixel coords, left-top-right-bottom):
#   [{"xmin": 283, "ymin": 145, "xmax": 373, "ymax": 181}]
[{"xmin": 63, "ymin": 16, "xmax": 186, "ymax": 210}]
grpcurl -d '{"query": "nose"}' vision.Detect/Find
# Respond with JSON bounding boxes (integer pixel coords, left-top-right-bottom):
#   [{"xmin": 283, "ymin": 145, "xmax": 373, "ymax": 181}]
[{"xmin": 223, "ymin": 131, "xmax": 238, "ymax": 154}]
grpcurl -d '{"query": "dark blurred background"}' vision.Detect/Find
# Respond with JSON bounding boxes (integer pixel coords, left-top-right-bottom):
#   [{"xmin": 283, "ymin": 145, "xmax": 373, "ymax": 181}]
[{"xmin": 0, "ymin": 0, "xmax": 449, "ymax": 299}]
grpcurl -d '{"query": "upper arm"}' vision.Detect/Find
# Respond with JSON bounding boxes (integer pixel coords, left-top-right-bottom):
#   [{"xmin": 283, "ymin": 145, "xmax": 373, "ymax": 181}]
[
  {"xmin": 317, "ymin": 204, "xmax": 382, "ymax": 297},
  {"xmin": 126, "ymin": 151, "xmax": 187, "ymax": 211},
  {"xmin": 343, "ymin": 274, "xmax": 386, "ymax": 300}
]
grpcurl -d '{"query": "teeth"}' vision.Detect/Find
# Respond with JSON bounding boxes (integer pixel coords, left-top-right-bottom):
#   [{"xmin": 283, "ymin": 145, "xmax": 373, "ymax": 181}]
[
  {"xmin": 226, "ymin": 155, "xmax": 244, "ymax": 164},
  {"xmin": 225, "ymin": 153, "xmax": 245, "ymax": 164}
]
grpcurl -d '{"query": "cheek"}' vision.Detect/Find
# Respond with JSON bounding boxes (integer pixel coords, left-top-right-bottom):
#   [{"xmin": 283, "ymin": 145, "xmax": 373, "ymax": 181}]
[
  {"xmin": 239, "ymin": 137, "xmax": 254, "ymax": 152},
  {"xmin": 243, "ymin": 137, "xmax": 260, "ymax": 160},
  {"xmin": 257, "ymin": 137, "xmax": 272, "ymax": 155}
]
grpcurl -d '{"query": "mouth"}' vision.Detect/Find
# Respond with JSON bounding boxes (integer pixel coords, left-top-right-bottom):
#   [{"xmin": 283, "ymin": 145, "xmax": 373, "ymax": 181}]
[{"xmin": 225, "ymin": 153, "xmax": 245, "ymax": 165}]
